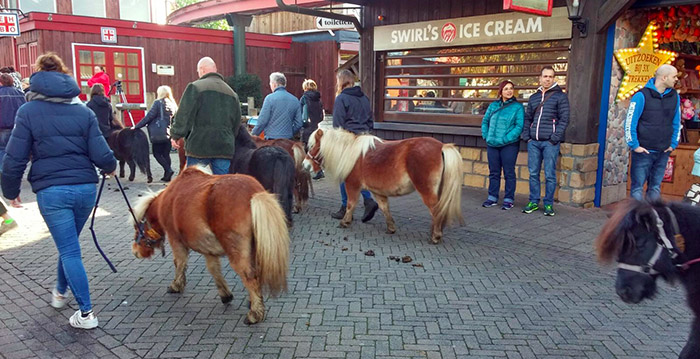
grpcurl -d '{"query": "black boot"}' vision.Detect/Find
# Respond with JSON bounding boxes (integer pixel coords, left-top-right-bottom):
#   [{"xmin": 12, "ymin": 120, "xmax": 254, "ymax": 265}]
[
  {"xmin": 313, "ymin": 170, "xmax": 325, "ymax": 180},
  {"xmin": 331, "ymin": 205, "xmax": 346, "ymax": 219},
  {"xmin": 161, "ymin": 170, "xmax": 174, "ymax": 182},
  {"xmin": 361, "ymin": 198, "xmax": 379, "ymax": 223}
]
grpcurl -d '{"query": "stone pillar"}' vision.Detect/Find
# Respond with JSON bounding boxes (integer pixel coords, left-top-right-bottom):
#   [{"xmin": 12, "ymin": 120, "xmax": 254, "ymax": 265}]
[{"xmin": 557, "ymin": 143, "xmax": 599, "ymax": 208}]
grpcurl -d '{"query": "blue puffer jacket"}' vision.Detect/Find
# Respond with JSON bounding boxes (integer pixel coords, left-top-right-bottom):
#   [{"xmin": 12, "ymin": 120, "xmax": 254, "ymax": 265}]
[
  {"xmin": 0, "ymin": 85, "xmax": 26, "ymax": 129},
  {"xmin": 521, "ymin": 84, "xmax": 570, "ymax": 143},
  {"xmin": 1, "ymin": 71, "xmax": 117, "ymax": 199},
  {"xmin": 481, "ymin": 98, "xmax": 525, "ymax": 147}
]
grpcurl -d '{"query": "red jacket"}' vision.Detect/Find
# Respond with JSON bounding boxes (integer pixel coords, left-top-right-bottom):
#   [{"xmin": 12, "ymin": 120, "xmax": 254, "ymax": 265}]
[{"xmin": 87, "ymin": 71, "xmax": 111, "ymax": 95}]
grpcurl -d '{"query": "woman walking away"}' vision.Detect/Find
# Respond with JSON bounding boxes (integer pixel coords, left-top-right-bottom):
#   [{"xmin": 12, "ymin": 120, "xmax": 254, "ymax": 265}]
[
  {"xmin": 481, "ymin": 80, "xmax": 524, "ymax": 210},
  {"xmin": 331, "ymin": 69, "xmax": 379, "ymax": 222},
  {"xmin": 300, "ymin": 79, "xmax": 324, "ymax": 179},
  {"xmin": 134, "ymin": 85, "xmax": 177, "ymax": 181},
  {"xmin": 86, "ymin": 84, "xmax": 115, "ymax": 141},
  {"xmin": 1, "ymin": 53, "xmax": 117, "ymax": 329}
]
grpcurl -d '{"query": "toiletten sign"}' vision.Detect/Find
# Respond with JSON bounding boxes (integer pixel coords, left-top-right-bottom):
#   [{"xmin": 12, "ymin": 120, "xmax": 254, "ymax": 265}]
[{"xmin": 374, "ymin": 7, "xmax": 571, "ymax": 51}]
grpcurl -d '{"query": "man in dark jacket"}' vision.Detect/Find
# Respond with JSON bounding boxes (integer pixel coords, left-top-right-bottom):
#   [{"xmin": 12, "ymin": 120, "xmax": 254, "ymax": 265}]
[
  {"xmin": 521, "ymin": 66, "xmax": 570, "ymax": 216},
  {"xmin": 625, "ymin": 64, "xmax": 681, "ymax": 201},
  {"xmin": 0, "ymin": 73, "xmax": 26, "ymax": 235},
  {"xmin": 170, "ymin": 57, "xmax": 241, "ymax": 175},
  {"xmin": 86, "ymin": 84, "xmax": 114, "ymax": 140}
]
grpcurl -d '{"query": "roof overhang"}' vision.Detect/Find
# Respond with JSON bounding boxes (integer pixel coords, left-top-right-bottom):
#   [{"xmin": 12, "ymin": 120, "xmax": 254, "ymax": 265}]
[{"xmin": 168, "ymin": 0, "xmax": 328, "ymax": 25}]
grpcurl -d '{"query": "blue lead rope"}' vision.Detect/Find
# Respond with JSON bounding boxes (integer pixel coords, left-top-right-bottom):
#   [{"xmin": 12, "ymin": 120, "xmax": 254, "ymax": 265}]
[{"xmin": 89, "ymin": 174, "xmax": 117, "ymax": 273}]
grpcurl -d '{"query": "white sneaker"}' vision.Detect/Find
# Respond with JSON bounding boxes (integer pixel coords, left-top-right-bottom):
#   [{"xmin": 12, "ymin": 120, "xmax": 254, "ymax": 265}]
[
  {"xmin": 51, "ymin": 288, "xmax": 68, "ymax": 309},
  {"xmin": 69, "ymin": 310, "xmax": 98, "ymax": 329}
]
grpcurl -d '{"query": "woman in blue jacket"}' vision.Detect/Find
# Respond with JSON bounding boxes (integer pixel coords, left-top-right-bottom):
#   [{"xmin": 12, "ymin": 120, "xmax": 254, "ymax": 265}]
[
  {"xmin": 481, "ymin": 80, "xmax": 525, "ymax": 210},
  {"xmin": 134, "ymin": 85, "xmax": 177, "ymax": 181},
  {"xmin": 1, "ymin": 53, "xmax": 117, "ymax": 330}
]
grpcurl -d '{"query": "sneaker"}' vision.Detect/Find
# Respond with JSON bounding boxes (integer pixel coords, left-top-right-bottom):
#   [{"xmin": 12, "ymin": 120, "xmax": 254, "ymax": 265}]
[
  {"xmin": 482, "ymin": 200, "xmax": 498, "ymax": 208},
  {"xmin": 312, "ymin": 170, "xmax": 325, "ymax": 180},
  {"xmin": 544, "ymin": 204, "xmax": 555, "ymax": 216},
  {"xmin": 51, "ymin": 288, "xmax": 68, "ymax": 309},
  {"xmin": 69, "ymin": 310, "xmax": 98, "ymax": 329},
  {"xmin": 522, "ymin": 202, "xmax": 539, "ymax": 214},
  {"xmin": 0, "ymin": 219, "xmax": 18, "ymax": 236},
  {"xmin": 501, "ymin": 202, "xmax": 514, "ymax": 210}
]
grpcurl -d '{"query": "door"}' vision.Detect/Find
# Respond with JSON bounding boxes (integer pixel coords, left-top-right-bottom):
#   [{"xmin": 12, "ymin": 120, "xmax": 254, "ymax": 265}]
[{"xmin": 73, "ymin": 44, "xmax": 146, "ymax": 124}]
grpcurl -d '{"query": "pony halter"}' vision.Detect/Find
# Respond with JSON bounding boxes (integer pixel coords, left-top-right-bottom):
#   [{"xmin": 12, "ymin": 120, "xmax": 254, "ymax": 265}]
[{"xmin": 617, "ymin": 208, "xmax": 679, "ymax": 275}]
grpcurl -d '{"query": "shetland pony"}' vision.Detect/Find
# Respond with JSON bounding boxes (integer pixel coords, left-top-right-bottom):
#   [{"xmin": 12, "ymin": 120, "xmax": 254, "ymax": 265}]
[
  {"xmin": 108, "ymin": 119, "xmax": 152, "ymax": 183},
  {"xmin": 131, "ymin": 167, "xmax": 290, "ymax": 324},
  {"xmin": 231, "ymin": 126, "xmax": 296, "ymax": 225},
  {"xmin": 252, "ymin": 136, "xmax": 312, "ymax": 213},
  {"xmin": 303, "ymin": 128, "xmax": 463, "ymax": 244},
  {"xmin": 595, "ymin": 199, "xmax": 700, "ymax": 358}
]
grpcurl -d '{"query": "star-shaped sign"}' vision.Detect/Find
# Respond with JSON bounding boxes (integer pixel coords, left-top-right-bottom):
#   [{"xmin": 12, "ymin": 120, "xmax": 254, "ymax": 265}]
[{"xmin": 614, "ymin": 21, "xmax": 677, "ymax": 102}]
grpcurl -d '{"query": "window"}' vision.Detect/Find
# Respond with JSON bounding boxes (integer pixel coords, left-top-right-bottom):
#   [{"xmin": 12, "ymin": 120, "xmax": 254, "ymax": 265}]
[
  {"xmin": 71, "ymin": 0, "xmax": 105, "ymax": 17},
  {"xmin": 119, "ymin": 0, "xmax": 150, "ymax": 22},
  {"xmin": 380, "ymin": 40, "xmax": 570, "ymax": 126},
  {"xmin": 18, "ymin": 0, "xmax": 55, "ymax": 13}
]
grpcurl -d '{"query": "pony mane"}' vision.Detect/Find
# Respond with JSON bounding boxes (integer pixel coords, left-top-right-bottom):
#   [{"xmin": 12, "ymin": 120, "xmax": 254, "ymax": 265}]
[
  {"xmin": 595, "ymin": 199, "xmax": 661, "ymax": 263},
  {"xmin": 312, "ymin": 128, "xmax": 382, "ymax": 182},
  {"xmin": 236, "ymin": 124, "xmax": 257, "ymax": 150},
  {"xmin": 131, "ymin": 189, "xmax": 165, "ymax": 225}
]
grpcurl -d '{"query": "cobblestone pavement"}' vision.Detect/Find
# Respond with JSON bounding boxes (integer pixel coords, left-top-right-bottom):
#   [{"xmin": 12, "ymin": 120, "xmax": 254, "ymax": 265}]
[{"xmin": 0, "ymin": 157, "xmax": 691, "ymax": 358}]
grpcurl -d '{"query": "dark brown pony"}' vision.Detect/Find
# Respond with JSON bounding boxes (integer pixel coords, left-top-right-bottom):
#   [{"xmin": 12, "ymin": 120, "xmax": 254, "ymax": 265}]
[
  {"xmin": 252, "ymin": 136, "xmax": 312, "ymax": 213},
  {"xmin": 595, "ymin": 199, "xmax": 700, "ymax": 358},
  {"xmin": 131, "ymin": 166, "xmax": 290, "ymax": 324},
  {"xmin": 108, "ymin": 118, "xmax": 152, "ymax": 183},
  {"xmin": 303, "ymin": 128, "xmax": 463, "ymax": 244}
]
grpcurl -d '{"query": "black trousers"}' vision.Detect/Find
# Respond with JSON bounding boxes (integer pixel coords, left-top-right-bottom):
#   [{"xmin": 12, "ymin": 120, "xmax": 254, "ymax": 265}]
[{"xmin": 152, "ymin": 141, "xmax": 172, "ymax": 174}]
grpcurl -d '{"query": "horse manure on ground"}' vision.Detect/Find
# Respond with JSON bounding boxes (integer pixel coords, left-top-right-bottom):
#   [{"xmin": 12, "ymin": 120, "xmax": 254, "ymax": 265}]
[
  {"xmin": 364, "ymin": 250, "xmax": 375, "ymax": 256},
  {"xmin": 342, "ymin": 247, "xmax": 348, "ymax": 251},
  {"xmin": 388, "ymin": 256, "xmax": 401, "ymax": 262},
  {"xmin": 401, "ymin": 256, "xmax": 413, "ymax": 263},
  {"xmin": 343, "ymin": 237, "xmax": 348, "ymax": 241},
  {"xmin": 412, "ymin": 263, "xmax": 423, "ymax": 268}
]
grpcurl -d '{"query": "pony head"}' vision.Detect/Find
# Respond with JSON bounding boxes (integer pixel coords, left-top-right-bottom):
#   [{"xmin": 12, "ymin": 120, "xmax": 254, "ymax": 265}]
[
  {"xmin": 595, "ymin": 199, "xmax": 681, "ymax": 304},
  {"xmin": 302, "ymin": 128, "xmax": 381, "ymax": 182},
  {"xmin": 131, "ymin": 189, "xmax": 165, "ymax": 259}
]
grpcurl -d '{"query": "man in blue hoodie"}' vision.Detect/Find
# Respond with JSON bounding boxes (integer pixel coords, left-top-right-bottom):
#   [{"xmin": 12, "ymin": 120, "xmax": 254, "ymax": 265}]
[
  {"xmin": 625, "ymin": 64, "xmax": 681, "ymax": 201},
  {"xmin": 0, "ymin": 73, "xmax": 25, "ymax": 235}
]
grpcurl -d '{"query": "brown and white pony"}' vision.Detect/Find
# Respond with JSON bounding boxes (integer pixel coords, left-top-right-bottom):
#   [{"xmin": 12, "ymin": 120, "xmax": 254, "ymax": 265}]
[
  {"xmin": 303, "ymin": 128, "xmax": 463, "ymax": 244},
  {"xmin": 252, "ymin": 136, "xmax": 312, "ymax": 213},
  {"xmin": 131, "ymin": 166, "xmax": 290, "ymax": 324}
]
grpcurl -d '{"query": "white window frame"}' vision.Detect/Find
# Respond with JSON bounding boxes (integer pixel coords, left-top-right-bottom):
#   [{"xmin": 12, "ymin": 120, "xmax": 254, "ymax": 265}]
[
  {"xmin": 71, "ymin": 0, "xmax": 106, "ymax": 18},
  {"xmin": 118, "ymin": 0, "xmax": 151, "ymax": 23},
  {"xmin": 18, "ymin": 0, "xmax": 56, "ymax": 13}
]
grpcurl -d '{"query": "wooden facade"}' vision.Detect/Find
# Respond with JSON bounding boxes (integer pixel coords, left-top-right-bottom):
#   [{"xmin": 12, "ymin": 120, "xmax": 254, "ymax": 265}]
[
  {"xmin": 248, "ymin": 11, "xmax": 317, "ymax": 34},
  {"xmin": 354, "ymin": 0, "xmax": 608, "ymax": 145}
]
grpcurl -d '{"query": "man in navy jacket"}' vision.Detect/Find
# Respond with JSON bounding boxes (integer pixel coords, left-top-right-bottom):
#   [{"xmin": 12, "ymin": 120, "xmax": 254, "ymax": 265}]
[
  {"xmin": 624, "ymin": 64, "xmax": 681, "ymax": 201},
  {"xmin": 0, "ymin": 73, "xmax": 26, "ymax": 235},
  {"xmin": 521, "ymin": 66, "xmax": 570, "ymax": 216}
]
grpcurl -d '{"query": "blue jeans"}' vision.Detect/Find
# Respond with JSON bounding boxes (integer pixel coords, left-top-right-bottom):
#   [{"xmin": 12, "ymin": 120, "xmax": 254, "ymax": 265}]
[
  {"xmin": 36, "ymin": 184, "xmax": 97, "ymax": 312},
  {"xmin": 0, "ymin": 129, "xmax": 12, "ymax": 176},
  {"xmin": 527, "ymin": 140, "xmax": 560, "ymax": 206},
  {"xmin": 186, "ymin": 157, "xmax": 231, "ymax": 175},
  {"xmin": 340, "ymin": 183, "xmax": 372, "ymax": 206},
  {"xmin": 630, "ymin": 150, "xmax": 671, "ymax": 201},
  {"xmin": 487, "ymin": 142, "xmax": 519, "ymax": 203}
]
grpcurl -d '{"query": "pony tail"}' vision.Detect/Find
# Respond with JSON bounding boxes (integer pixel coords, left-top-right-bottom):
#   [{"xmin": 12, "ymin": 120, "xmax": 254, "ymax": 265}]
[
  {"xmin": 250, "ymin": 191, "xmax": 290, "ymax": 296},
  {"xmin": 434, "ymin": 144, "xmax": 464, "ymax": 227}
]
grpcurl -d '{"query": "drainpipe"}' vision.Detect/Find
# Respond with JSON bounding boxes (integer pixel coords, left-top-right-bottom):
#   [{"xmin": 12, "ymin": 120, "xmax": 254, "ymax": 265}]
[
  {"xmin": 275, "ymin": 0, "xmax": 363, "ymax": 34},
  {"xmin": 225, "ymin": 13, "xmax": 253, "ymax": 76}
]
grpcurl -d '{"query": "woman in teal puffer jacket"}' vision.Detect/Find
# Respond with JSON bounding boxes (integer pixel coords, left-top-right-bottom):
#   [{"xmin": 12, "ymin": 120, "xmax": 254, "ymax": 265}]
[{"xmin": 481, "ymin": 80, "xmax": 524, "ymax": 210}]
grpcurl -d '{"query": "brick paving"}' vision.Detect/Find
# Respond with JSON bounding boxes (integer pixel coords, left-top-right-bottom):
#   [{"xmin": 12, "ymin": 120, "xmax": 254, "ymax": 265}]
[{"xmin": 0, "ymin": 156, "xmax": 691, "ymax": 358}]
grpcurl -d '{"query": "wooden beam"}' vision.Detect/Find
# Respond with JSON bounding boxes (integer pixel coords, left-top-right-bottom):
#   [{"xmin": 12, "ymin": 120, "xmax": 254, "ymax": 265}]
[{"xmin": 596, "ymin": 0, "xmax": 638, "ymax": 34}]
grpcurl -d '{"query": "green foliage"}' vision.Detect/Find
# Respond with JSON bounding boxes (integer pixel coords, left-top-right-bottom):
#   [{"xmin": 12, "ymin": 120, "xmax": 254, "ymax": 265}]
[
  {"xmin": 171, "ymin": 0, "xmax": 230, "ymax": 30},
  {"xmin": 225, "ymin": 74, "xmax": 263, "ymax": 115}
]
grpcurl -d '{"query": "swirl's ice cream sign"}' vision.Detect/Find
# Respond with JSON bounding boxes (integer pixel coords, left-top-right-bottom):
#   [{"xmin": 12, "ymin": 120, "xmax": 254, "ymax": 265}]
[{"xmin": 373, "ymin": 7, "xmax": 572, "ymax": 51}]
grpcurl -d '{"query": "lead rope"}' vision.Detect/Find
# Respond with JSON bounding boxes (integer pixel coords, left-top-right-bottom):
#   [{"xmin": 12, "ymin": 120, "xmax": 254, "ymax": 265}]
[{"xmin": 89, "ymin": 175, "xmax": 117, "ymax": 273}]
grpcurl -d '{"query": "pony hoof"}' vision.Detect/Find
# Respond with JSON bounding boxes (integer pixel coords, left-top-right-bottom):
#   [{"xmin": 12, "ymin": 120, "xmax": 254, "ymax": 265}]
[
  {"xmin": 429, "ymin": 238, "xmax": 441, "ymax": 245},
  {"xmin": 386, "ymin": 229, "xmax": 396, "ymax": 234},
  {"xmin": 339, "ymin": 221, "xmax": 350, "ymax": 228},
  {"xmin": 221, "ymin": 294, "xmax": 233, "ymax": 304},
  {"xmin": 166, "ymin": 286, "xmax": 182, "ymax": 293},
  {"xmin": 119, "ymin": 174, "xmax": 125, "ymax": 178},
  {"xmin": 128, "ymin": 177, "xmax": 135, "ymax": 182},
  {"xmin": 147, "ymin": 178, "xmax": 153, "ymax": 183},
  {"xmin": 243, "ymin": 312, "xmax": 263, "ymax": 325}
]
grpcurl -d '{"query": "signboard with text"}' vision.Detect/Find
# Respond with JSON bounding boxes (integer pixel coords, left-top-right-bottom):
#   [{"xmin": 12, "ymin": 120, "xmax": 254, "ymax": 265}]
[
  {"xmin": 503, "ymin": 0, "xmax": 553, "ymax": 17},
  {"xmin": 374, "ymin": 7, "xmax": 569, "ymax": 51},
  {"xmin": 101, "ymin": 27, "xmax": 117, "ymax": 43},
  {"xmin": 0, "ymin": 13, "xmax": 20, "ymax": 36},
  {"xmin": 316, "ymin": 17, "xmax": 354, "ymax": 30}
]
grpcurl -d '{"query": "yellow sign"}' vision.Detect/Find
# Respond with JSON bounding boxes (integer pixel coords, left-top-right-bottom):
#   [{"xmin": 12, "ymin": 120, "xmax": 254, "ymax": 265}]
[{"xmin": 614, "ymin": 22, "xmax": 677, "ymax": 101}]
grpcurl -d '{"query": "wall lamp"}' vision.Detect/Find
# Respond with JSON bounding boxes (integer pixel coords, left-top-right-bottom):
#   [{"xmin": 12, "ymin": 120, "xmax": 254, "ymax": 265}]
[{"xmin": 567, "ymin": 0, "xmax": 588, "ymax": 38}]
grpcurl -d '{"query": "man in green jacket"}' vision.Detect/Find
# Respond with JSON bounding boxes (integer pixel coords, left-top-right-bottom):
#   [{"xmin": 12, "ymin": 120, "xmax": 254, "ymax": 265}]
[{"xmin": 170, "ymin": 57, "xmax": 241, "ymax": 175}]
